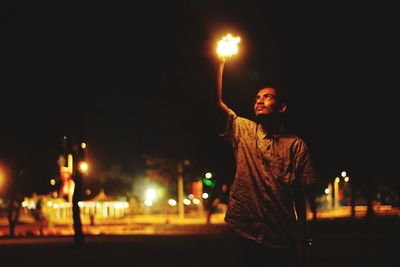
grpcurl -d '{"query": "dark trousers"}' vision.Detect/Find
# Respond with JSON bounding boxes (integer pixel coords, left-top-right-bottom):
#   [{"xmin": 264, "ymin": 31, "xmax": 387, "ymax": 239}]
[{"xmin": 239, "ymin": 236, "xmax": 297, "ymax": 267}]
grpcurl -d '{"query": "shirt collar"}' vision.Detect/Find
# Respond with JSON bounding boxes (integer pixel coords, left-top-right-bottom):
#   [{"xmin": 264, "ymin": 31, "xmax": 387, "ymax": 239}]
[{"xmin": 257, "ymin": 124, "xmax": 285, "ymax": 140}]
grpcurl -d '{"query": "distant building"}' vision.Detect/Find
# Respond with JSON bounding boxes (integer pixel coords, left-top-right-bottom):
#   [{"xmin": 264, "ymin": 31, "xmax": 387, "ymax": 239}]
[{"xmin": 21, "ymin": 190, "xmax": 129, "ymax": 224}]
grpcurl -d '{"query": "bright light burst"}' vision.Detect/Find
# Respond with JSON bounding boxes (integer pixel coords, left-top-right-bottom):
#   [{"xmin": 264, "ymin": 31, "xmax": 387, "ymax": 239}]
[
  {"xmin": 216, "ymin": 34, "xmax": 241, "ymax": 59},
  {"xmin": 168, "ymin": 199, "xmax": 177, "ymax": 206},
  {"xmin": 145, "ymin": 188, "xmax": 157, "ymax": 201},
  {"xmin": 79, "ymin": 161, "xmax": 88, "ymax": 173}
]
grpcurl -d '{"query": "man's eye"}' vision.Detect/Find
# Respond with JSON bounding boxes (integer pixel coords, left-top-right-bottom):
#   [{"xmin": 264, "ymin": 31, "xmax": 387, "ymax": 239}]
[{"xmin": 265, "ymin": 94, "xmax": 275, "ymax": 99}]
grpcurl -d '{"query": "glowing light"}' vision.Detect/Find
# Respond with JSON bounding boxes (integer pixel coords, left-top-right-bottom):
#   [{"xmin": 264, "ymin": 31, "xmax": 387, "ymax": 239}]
[
  {"xmin": 78, "ymin": 201, "xmax": 84, "ymax": 207},
  {"xmin": 202, "ymin": 192, "xmax": 209, "ymax": 199},
  {"xmin": 203, "ymin": 178, "xmax": 215, "ymax": 188},
  {"xmin": 79, "ymin": 161, "xmax": 89, "ymax": 173},
  {"xmin": 0, "ymin": 163, "xmax": 10, "ymax": 192},
  {"xmin": 50, "ymin": 179, "xmax": 56, "ymax": 186},
  {"xmin": 192, "ymin": 198, "xmax": 200, "ymax": 205},
  {"xmin": 144, "ymin": 199, "xmax": 153, "ymax": 206},
  {"xmin": 0, "ymin": 171, "xmax": 4, "ymax": 190},
  {"xmin": 67, "ymin": 154, "xmax": 73, "ymax": 174},
  {"xmin": 85, "ymin": 189, "xmax": 91, "ymax": 195},
  {"xmin": 324, "ymin": 188, "xmax": 330, "ymax": 195},
  {"xmin": 341, "ymin": 171, "xmax": 347, "ymax": 178},
  {"xmin": 344, "ymin": 176, "xmax": 350, "ymax": 182},
  {"xmin": 145, "ymin": 188, "xmax": 157, "ymax": 201},
  {"xmin": 205, "ymin": 172, "xmax": 212, "ymax": 179},
  {"xmin": 81, "ymin": 142, "xmax": 87, "ymax": 149},
  {"xmin": 168, "ymin": 199, "xmax": 177, "ymax": 206},
  {"xmin": 62, "ymin": 184, "xmax": 69, "ymax": 195},
  {"xmin": 47, "ymin": 201, "xmax": 53, "ymax": 207},
  {"xmin": 183, "ymin": 198, "xmax": 191, "ymax": 205},
  {"xmin": 114, "ymin": 203, "xmax": 123, "ymax": 209},
  {"xmin": 334, "ymin": 177, "xmax": 340, "ymax": 183},
  {"xmin": 217, "ymin": 34, "xmax": 241, "ymax": 59}
]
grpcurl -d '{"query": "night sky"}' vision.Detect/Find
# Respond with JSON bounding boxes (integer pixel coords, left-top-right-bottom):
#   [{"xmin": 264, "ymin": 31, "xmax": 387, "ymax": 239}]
[{"xmin": 1, "ymin": 1, "xmax": 398, "ymax": 193}]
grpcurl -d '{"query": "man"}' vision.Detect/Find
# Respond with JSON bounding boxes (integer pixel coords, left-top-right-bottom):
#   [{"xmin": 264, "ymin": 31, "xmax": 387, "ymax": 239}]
[{"xmin": 212, "ymin": 58, "xmax": 317, "ymax": 267}]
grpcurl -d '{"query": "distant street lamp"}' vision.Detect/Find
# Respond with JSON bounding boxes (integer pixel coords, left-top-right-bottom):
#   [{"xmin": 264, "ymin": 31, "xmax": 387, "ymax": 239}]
[
  {"xmin": 342, "ymin": 172, "xmax": 350, "ymax": 205},
  {"xmin": 145, "ymin": 188, "xmax": 157, "ymax": 202},
  {"xmin": 183, "ymin": 198, "xmax": 191, "ymax": 206},
  {"xmin": 78, "ymin": 161, "xmax": 89, "ymax": 174},
  {"xmin": 334, "ymin": 171, "xmax": 351, "ymax": 208},
  {"xmin": 168, "ymin": 199, "xmax": 177, "ymax": 206},
  {"xmin": 85, "ymin": 188, "xmax": 91, "ymax": 196}
]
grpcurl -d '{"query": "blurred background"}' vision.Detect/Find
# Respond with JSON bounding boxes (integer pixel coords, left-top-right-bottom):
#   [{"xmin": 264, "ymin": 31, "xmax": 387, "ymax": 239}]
[{"xmin": 0, "ymin": 1, "xmax": 398, "ymax": 266}]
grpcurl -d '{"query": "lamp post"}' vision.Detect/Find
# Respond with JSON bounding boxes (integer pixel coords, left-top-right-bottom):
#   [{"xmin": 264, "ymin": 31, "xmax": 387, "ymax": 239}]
[
  {"xmin": 341, "ymin": 171, "xmax": 350, "ymax": 206},
  {"xmin": 334, "ymin": 171, "xmax": 350, "ymax": 209},
  {"xmin": 177, "ymin": 162, "xmax": 184, "ymax": 219},
  {"xmin": 334, "ymin": 177, "xmax": 340, "ymax": 208},
  {"xmin": 326, "ymin": 183, "xmax": 333, "ymax": 209}
]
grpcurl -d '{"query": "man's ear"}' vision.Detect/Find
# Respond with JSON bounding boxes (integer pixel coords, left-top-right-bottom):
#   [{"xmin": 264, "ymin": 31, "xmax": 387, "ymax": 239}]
[{"xmin": 279, "ymin": 103, "xmax": 287, "ymax": 113}]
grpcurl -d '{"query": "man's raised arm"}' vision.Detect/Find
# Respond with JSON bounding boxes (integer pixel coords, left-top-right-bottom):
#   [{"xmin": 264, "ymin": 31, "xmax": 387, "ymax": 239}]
[{"xmin": 211, "ymin": 59, "xmax": 231, "ymax": 133}]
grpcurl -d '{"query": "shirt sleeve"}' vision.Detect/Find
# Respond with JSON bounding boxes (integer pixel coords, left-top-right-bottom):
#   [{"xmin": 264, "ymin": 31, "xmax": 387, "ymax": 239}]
[
  {"xmin": 218, "ymin": 108, "xmax": 237, "ymax": 147},
  {"xmin": 294, "ymin": 139, "xmax": 317, "ymax": 186}
]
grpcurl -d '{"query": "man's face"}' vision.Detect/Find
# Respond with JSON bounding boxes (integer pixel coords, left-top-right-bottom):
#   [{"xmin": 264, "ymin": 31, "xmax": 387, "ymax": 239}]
[{"xmin": 253, "ymin": 87, "xmax": 285, "ymax": 117}]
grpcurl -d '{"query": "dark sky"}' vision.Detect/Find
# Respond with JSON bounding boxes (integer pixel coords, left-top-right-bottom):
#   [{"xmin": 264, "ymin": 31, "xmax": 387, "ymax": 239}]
[{"xmin": 1, "ymin": 1, "xmax": 398, "ymax": 191}]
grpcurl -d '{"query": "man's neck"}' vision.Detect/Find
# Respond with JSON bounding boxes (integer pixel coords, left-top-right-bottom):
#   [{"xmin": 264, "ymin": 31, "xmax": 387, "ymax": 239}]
[{"xmin": 257, "ymin": 115, "xmax": 283, "ymax": 134}]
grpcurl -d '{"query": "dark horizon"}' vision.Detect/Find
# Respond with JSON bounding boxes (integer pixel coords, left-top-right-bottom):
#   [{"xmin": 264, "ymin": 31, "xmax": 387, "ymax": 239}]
[{"xmin": 1, "ymin": 1, "xmax": 398, "ymax": 195}]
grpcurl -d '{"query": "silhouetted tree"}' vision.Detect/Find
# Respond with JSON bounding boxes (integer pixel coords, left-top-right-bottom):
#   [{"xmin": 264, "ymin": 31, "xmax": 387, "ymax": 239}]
[
  {"xmin": 6, "ymin": 169, "xmax": 22, "ymax": 237},
  {"xmin": 72, "ymin": 141, "xmax": 85, "ymax": 246}
]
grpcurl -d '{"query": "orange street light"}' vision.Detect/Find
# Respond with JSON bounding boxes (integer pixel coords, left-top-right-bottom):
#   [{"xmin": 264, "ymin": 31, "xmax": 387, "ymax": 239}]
[{"xmin": 78, "ymin": 161, "xmax": 89, "ymax": 173}]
